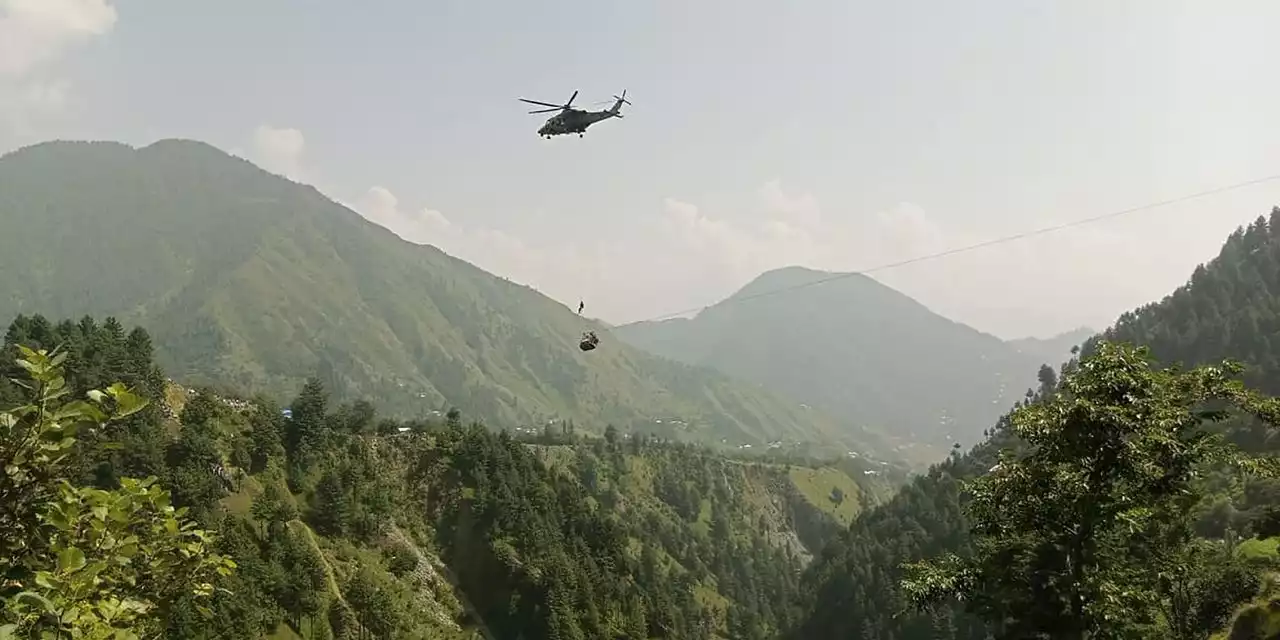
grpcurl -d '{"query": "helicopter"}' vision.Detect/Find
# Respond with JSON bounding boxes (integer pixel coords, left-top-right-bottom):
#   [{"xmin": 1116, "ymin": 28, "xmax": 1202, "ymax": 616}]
[{"xmin": 519, "ymin": 89, "xmax": 630, "ymax": 139}]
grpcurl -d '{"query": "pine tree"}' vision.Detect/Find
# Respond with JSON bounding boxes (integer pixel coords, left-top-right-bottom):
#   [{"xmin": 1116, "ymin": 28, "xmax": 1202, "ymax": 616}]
[
  {"xmin": 248, "ymin": 398, "xmax": 287, "ymax": 473},
  {"xmin": 313, "ymin": 468, "xmax": 351, "ymax": 537},
  {"xmin": 286, "ymin": 377, "xmax": 328, "ymax": 460}
]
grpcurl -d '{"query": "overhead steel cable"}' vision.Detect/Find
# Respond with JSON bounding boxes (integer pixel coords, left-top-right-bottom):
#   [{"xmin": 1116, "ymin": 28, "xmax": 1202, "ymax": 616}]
[{"xmin": 610, "ymin": 173, "xmax": 1280, "ymax": 328}]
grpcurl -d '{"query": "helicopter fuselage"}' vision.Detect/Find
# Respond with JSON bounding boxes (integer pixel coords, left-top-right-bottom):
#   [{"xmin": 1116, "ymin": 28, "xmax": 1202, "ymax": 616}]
[
  {"xmin": 522, "ymin": 90, "xmax": 628, "ymax": 139},
  {"xmin": 538, "ymin": 108, "xmax": 618, "ymax": 138}
]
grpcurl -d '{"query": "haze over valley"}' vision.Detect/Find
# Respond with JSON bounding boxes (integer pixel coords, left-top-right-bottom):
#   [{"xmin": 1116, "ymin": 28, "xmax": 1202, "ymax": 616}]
[{"xmin": 4, "ymin": 2, "xmax": 1280, "ymax": 639}]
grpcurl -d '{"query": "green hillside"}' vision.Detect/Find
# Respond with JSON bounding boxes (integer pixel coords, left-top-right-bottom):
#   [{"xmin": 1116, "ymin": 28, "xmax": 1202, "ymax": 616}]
[
  {"xmin": 0, "ymin": 139, "xmax": 889, "ymax": 455},
  {"xmin": 615, "ymin": 266, "xmax": 1041, "ymax": 450},
  {"xmin": 0, "ymin": 317, "xmax": 885, "ymax": 639},
  {"xmin": 789, "ymin": 207, "xmax": 1280, "ymax": 640},
  {"xmin": 1090, "ymin": 210, "xmax": 1280, "ymax": 394}
]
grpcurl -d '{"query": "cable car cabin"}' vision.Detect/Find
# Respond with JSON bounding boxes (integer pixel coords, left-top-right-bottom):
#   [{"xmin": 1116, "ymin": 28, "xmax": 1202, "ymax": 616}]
[{"xmin": 579, "ymin": 331, "xmax": 600, "ymax": 352}]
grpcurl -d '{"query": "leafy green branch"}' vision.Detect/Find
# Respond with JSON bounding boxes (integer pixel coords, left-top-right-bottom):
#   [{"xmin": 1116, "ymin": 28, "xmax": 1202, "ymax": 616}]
[
  {"xmin": 900, "ymin": 341, "xmax": 1280, "ymax": 640},
  {"xmin": 0, "ymin": 345, "xmax": 236, "ymax": 639}
]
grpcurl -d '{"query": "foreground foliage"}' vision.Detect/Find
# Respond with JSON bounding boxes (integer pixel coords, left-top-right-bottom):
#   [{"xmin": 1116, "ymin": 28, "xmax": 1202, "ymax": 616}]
[
  {"xmin": 0, "ymin": 345, "xmax": 233, "ymax": 638},
  {"xmin": 791, "ymin": 208, "xmax": 1280, "ymax": 640},
  {"xmin": 901, "ymin": 341, "xmax": 1280, "ymax": 639},
  {"xmin": 2, "ymin": 314, "xmax": 878, "ymax": 639}
]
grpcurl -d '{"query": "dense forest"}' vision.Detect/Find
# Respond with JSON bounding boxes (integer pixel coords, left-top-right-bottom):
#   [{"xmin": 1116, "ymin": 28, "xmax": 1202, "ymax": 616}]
[
  {"xmin": 788, "ymin": 208, "xmax": 1280, "ymax": 640},
  {"xmin": 10, "ymin": 310, "xmax": 1278, "ymax": 638},
  {"xmin": 0, "ymin": 313, "xmax": 896, "ymax": 639}
]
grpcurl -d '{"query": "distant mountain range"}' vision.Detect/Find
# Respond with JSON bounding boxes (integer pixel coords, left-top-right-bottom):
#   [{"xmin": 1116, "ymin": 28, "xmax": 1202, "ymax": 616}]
[
  {"xmin": 1009, "ymin": 326, "xmax": 1096, "ymax": 367},
  {"xmin": 614, "ymin": 266, "xmax": 1043, "ymax": 449},
  {"xmin": 0, "ymin": 139, "xmax": 890, "ymax": 456},
  {"xmin": 0, "ymin": 138, "xmax": 1077, "ymax": 464}
]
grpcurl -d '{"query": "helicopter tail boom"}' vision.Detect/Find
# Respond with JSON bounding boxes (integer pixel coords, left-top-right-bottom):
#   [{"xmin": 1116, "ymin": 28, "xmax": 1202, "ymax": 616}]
[{"xmin": 608, "ymin": 89, "xmax": 630, "ymax": 116}]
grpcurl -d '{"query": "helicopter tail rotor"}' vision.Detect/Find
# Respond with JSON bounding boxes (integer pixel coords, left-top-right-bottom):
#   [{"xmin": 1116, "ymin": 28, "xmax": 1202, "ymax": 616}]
[{"xmin": 607, "ymin": 89, "xmax": 631, "ymax": 117}]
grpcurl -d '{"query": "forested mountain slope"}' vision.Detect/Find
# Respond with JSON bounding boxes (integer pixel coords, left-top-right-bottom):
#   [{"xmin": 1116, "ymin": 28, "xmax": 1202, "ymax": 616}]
[
  {"xmin": 0, "ymin": 139, "xmax": 888, "ymax": 454},
  {"xmin": 616, "ymin": 266, "xmax": 1040, "ymax": 449},
  {"xmin": 1090, "ymin": 208, "xmax": 1280, "ymax": 393},
  {"xmin": 788, "ymin": 207, "xmax": 1280, "ymax": 640},
  {"xmin": 0, "ymin": 315, "xmax": 892, "ymax": 639}
]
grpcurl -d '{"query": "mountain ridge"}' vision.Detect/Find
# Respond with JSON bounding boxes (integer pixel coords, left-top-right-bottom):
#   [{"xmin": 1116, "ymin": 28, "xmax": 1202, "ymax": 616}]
[
  {"xmin": 615, "ymin": 264, "xmax": 1042, "ymax": 449},
  {"xmin": 0, "ymin": 138, "xmax": 892, "ymax": 457},
  {"xmin": 1009, "ymin": 326, "xmax": 1096, "ymax": 366}
]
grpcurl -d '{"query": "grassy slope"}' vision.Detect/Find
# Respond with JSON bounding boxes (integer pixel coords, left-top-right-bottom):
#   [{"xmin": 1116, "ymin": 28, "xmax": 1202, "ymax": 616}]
[
  {"xmin": 1213, "ymin": 538, "xmax": 1280, "ymax": 639},
  {"xmin": 216, "ymin": 432, "xmax": 481, "ymax": 640},
  {"xmin": 0, "ymin": 139, "xmax": 892, "ymax": 456},
  {"xmin": 787, "ymin": 466, "xmax": 863, "ymax": 527},
  {"xmin": 544, "ymin": 441, "xmax": 877, "ymax": 563}
]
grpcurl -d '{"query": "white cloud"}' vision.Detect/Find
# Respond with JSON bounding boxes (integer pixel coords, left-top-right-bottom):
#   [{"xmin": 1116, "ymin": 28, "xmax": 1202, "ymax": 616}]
[
  {"xmin": 238, "ymin": 127, "xmax": 514, "ymax": 285},
  {"xmin": 648, "ymin": 180, "xmax": 1182, "ymax": 337},
  {"xmin": 0, "ymin": 0, "xmax": 116, "ymax": 137},
  {"xmin": 249, "ymin": 125, "xmax": 308, "ymax": 182},
  {"xmin": 343, "ymin": 174, "xmax": 1114, "ymax": 336},
  {"xmin": 0, "ymin": 0, "xmax": 116, "ymax": 78},
  {"xmin": 348, "ymin": 183, "xmax": 598, "ymax": 308},
  {"xmin": 658, "ymin": 187, "xmax": 941, "ymax": 283},
  {"xmin": 353, "ymin": 185, "xmax": 449, "ymax": 240},
  {"xmin": 759, "ymin": 179, "xmax": 822, "ymax": 229},
  {"xmin": 351, "ymin": 185, "xmax": 458, "ymax": 248}
]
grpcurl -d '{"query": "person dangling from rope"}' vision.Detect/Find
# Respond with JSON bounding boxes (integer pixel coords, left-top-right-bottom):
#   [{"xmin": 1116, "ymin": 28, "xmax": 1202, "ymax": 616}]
[{"xmin": 578, "ymin": 300, "xmax": 584, "ymax": 315}]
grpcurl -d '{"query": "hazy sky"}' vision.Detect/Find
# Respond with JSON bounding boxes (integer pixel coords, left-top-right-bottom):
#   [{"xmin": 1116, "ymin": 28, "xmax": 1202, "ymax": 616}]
[{"xmin": 3, "ymin": 1, "xmax": 1280, "ymax": 339}]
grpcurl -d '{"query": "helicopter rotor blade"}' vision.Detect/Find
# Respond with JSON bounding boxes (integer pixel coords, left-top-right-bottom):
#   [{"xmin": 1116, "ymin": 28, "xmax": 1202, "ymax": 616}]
[
  {"xmin": 519, "ymin": 98, "xmax": 564, "ymax": 109},
  {"xmin": 528, "ymin": 107, "xmax": 561, "ymax": 114},
  {"xmin": 565, "ymin": 90, "xmax": 578, "ymax": 108}
]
